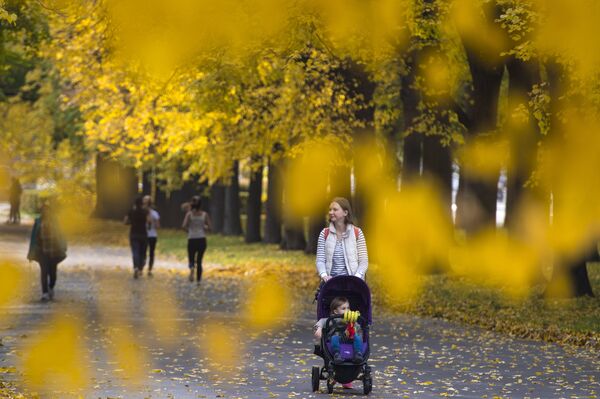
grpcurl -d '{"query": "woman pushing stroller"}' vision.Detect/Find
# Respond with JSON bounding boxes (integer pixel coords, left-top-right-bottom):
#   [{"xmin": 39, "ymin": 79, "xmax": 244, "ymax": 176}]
[
  {"xmin": 311, "ymin": 197, "xmax": 372, "ymax": 394},
  {"xmin": 316, "ymin": 197, "xmax": 369, "ymax": 282}
]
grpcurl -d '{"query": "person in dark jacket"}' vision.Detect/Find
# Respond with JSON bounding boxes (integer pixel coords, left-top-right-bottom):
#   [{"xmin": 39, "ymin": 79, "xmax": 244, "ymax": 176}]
[
  {"xmin": 27, "ymin": 198, "xmax": 67, "ymax": 301},
  {"xmin": 124, "ymin": 196, "xmax": 150, "ymax": 279}
]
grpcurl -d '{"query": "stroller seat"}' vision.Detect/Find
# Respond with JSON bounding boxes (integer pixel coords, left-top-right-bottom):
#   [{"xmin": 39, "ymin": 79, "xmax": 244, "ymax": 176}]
[{"xmin": 311, "ymin": 276, "xmax": 373, "ymax": 395}]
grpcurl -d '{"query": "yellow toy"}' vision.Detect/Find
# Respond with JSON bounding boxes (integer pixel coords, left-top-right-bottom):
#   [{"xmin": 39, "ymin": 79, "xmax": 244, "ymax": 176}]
[
  {"xmin": 343, "ymin": 310, "xmax": 360, "ymax": 339},
  {"xmin": 343, "ymin": 310, "xmax": 360, "ymax": 323}
]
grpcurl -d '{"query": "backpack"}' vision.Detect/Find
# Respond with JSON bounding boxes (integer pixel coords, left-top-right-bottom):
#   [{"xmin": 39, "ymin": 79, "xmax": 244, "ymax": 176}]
[
  {"xmin": 323, "ymin": 226, "xmax": 359, "ymax": 240},
  {"xmin": 27, "ymin": 218, "xmax": 41, "ymax": 262}
]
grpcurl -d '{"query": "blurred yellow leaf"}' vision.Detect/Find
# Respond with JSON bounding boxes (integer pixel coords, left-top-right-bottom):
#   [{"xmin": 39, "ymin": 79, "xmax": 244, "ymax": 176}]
[
  {"xmin": 449, "ymin": 0, "xmax": 508, "ymax": 63},
  {"xmin": 458, "ymin": 136, "xmax": 510, "ymax": 181},
  {"xmin": 22, "ymin": 314, "xmax": 90, "ymax": 392},
  {"xmin": 285, "ymin": 141, "xmax": 334, "ymax": 216},
  {"xmin": 0, "ymin": 261, "xmax": 24, "ymax": 308},
  {"xmin": 534, "ymin": 0, "xmax": 600, "ymax": 79},
  {"xmin": 449, "ymin": 228, "xmax": 540, "ymax": 296},
  {"xmin": 106, "ymin": 325, "xmax": 147, "ymax": 384},
  {"xmin": 243, "ymin": 275, "xmax": 288, "ymax": 330},
  {"xmin": 199, "ymin": 320, "xmax": 243, "ymax": 370},
  {"xmin": 144, "ymin": 282, "xmax": 181, "ymax": 346},
  {"xmin": 538, "ymin": 113, "xmax": 600, "ymax": 257},
  {"xmin": 368, "ymin": 182, "xmax": 454, "ymax": 301}
]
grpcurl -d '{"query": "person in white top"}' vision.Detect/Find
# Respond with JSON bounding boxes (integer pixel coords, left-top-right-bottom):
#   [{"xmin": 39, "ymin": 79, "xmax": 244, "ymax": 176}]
[
  {"xmin": 143, "ymin": 195, "xmax": 160, "ymax": 277},
  {"xmin": 182, "ymin": 196, "xmax": 212, "ymax": 284},
  {"xmin": 315, "ymin": 197, "xmax": 369, "ymax": 283}
]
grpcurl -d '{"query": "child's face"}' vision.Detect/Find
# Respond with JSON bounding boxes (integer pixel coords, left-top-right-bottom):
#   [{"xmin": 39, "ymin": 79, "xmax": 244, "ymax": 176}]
[{"xmin": 333, "ymin": 301, "xmax": 350, "ymax": 315}]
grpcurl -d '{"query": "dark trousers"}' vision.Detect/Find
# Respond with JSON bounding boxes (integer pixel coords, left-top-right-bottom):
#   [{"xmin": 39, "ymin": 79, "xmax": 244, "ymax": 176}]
[
  {"xmin": 187, "ymin": 238, "xmax": 207, "ymax": 282},
  {"xmin": 130, "ymin": 235, "xmax": 148, "ymax": 270},
  {"xmin": 147, "ymin": 237, "xmax": 157, "ymax": 270},
  {"xmin": 9, "ymin": 201, "xmax": 20, "ymax": 223},
  {"xmin": 39, "ymin": 258, "xmax": 58, "ymax": 294}
]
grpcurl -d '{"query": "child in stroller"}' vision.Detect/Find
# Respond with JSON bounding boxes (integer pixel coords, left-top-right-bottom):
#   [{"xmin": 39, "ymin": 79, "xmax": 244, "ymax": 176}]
[
  {"xmin": 312, "ymin": 275, "xmax": 373, "ymax": 395},
  {"xmin": 314, "ymin": 296, "xmax": 364, "ymax": 364}
]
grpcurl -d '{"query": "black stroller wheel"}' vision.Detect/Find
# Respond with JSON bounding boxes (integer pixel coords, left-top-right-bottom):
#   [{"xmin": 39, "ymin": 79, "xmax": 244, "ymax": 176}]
[
  {"xmin": 311, "ymin": 366, "xmax": 320, "ymax": 392},
  {"xmin": 327, "ymin": 379, "xmax": 335, "ymax": 394},
  {"xmin": 363, "ymin": 377, "xmax": 372, "ymax": 395},
  {"xmin": 363, "ymin": 365, "xmax": 373, "ymax": 395}
]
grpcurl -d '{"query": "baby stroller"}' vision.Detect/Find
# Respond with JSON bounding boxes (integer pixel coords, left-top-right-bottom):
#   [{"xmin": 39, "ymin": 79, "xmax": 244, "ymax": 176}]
[{"xmin": 312, "ymin": 275, "xmax": 373, "ymax": 394}]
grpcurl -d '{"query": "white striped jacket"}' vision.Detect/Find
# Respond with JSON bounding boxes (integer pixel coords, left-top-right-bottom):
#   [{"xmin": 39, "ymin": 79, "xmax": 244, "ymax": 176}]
[{"xmin": 316, "ymin": 223, "xmax": 369, "ymax": 279}]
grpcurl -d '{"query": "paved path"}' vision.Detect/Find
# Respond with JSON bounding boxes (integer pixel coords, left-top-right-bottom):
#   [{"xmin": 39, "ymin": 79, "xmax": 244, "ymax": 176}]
[{"xmin": 0, "ymin": 225, "xmax": 599, "ymax": 398}]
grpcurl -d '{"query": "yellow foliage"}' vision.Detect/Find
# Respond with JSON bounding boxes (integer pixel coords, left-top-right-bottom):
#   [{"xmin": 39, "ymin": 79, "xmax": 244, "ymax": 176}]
[
  {"xmin": 0, "ymin": 0, "xmax": 16, "ymax": 23},
  {"xmin": 22, "ymin": 313, "xmax": 90, "ymax": 392},
  {"xmin": 449, "ymin": 0, "xmax": 508, "ymax": 63},
  {"xmin": 417, "ymin": 52, "xmax": 459, "ymax": 101},
  {"xmin": 313, "ymin": 0, "xmax": 409, "ymax": 56},
  {"xmin": 0, "ymin": 101, "xmax": 55, "ymax": 181},
  {"xmin": 534, "ymin": 0, "xmax": 600, "ymax": 79}
]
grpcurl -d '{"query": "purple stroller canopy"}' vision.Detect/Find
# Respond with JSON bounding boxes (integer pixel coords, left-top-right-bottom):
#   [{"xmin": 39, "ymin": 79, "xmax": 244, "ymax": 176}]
[{"xmin": 316, "ymin": 275, "xmax": 372, "ymax": 324}]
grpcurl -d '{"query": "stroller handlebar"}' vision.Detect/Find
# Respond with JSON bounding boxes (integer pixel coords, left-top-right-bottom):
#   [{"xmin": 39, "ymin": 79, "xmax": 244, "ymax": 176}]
[{"xmin": 323, "ymin": 314, "xmax": 369, "ymax": 333}]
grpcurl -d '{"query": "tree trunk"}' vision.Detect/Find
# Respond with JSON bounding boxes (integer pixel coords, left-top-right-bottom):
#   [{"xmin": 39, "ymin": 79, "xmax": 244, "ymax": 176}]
[
  {"xmin": 264, "ymin": 158, "xmax": 283, "ymax": 244},
  {"xmin": 400, "ymin": 49, "xmax": 423, "ymax": 186},
  {"xmin": 329, "ymin": 164, "xmax": 352, "ymax": 200},
  {"xmin": 210, "ymin": 183, "xmax": 225, "ymax": 234},
  {"xmin": 94, "ymin": 153, "xmax": 138, "ymax": 220},
  {"xmin": 504, "ymin": 57, "xmax": 540, "ymax": 228},
  {"xmin": 422, "ymin": 135, "xmax": 453, "ymax": 217},
  {"xmin": 547, "ymin": 245, "xmax": 597, "ymax": 298},
  {"xmin": 340, "ymin": 59, "xmax": 376, "ymax": 224},
  {"xmin": 154, "ymin": 180, "xmax": 205, "ymax": 228},
  {"xmin": 569, "ymin": 251, "xmax": 596, "ymax": 297},
  {"xmin": 305, "ymin": 214, "xmax": 325, "ymax": 254},
  {"xmin": 305, "ymin": 171, "xmax": 328, "ymax": 253},
  {"xmin": 245, "ymin": 165, "xmax": 263, "ymax": 243},
  {"xmin": 281, "ymin": 218, "xmax": 306, "ymax": 250},
  {"xmin": 352, "ymin": 128, "xmax": 374, "ymax": 226},
  {"xmin": 223, "ymin": 161, "xmax": 243, "ymax": 236},
  {"xmin": 543, "ymin": 61, "xmax": 595, "ymax": 297},
  {"xmin": 455, "ymin": 41, "xmax": 505, "ymax": 233}
]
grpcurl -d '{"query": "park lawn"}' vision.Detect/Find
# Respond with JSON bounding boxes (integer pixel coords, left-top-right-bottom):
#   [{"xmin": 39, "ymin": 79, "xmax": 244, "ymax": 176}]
[
  {"xmin": 70, "ymin": 218, "xmax": 600, "ymax": 350},
  {"xmin": 379, "ymin": 270, "xmax": 600, "ymax": 350}
]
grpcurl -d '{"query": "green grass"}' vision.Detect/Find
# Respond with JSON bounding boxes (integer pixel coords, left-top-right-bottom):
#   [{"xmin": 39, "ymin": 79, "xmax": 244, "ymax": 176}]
[{"xmin": 158, "ymin": 229, "xmax": 315, "ymax": 268}]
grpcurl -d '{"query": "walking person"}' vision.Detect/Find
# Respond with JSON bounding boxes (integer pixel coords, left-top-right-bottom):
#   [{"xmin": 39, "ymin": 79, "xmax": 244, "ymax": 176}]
[
  {"xmin": 143, "ymin": 195, "xmax": 160, "ymax": 277},
  {"xmin": 8, "ymin": 177, "xmax": 22, "ymax": 224},
  {"xmin": 182, "ymin": 196, "xmax": 211, "ymax": 284},
  {"xmin": 27, "ymin": 198, "xmax": 67, "ymax": 301},
  {"xmin": 124, "ymin": 196, "xmax": 150, "ymax": 279},
  {"xmin": 316, "ymin": 197, "xmax": 369, "ymax": 282},
  {"xmin": 314, "ymin": 197, "xmax": 368, "ymax": 389}
]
